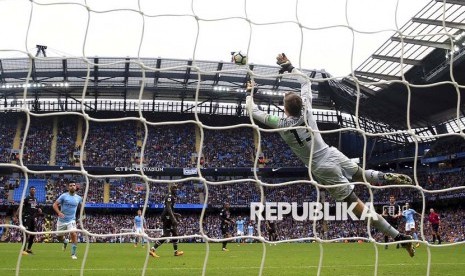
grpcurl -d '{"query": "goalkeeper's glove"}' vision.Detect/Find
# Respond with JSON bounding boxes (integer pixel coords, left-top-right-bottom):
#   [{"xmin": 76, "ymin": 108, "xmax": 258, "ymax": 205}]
[{"xmin": 276, "ymin": 53, "xmax": 294, "ymax": 74}]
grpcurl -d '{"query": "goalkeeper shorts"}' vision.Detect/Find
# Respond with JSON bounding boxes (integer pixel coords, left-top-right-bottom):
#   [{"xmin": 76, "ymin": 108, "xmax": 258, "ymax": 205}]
[{"xmin": 312, "ymin": 147, "xmax": 358, "ymax": 201}]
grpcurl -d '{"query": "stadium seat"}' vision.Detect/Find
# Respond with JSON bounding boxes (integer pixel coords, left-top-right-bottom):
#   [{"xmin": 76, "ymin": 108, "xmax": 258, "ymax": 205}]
[{"xmin": 13, "ymin": 179, "xmax": 47, "ymax": 203}]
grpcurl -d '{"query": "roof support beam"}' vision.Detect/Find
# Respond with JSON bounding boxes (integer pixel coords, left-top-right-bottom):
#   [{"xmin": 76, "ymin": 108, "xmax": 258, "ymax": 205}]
[
  {"xmin": 412, "ymin": 17, "xmax": 465, "ymax": 30},
  {"xmin": 62, "ymin": 59, "xmax": 68, "ymax": 82},
  {"xmin": 66, "ymin": 94, "xmax": 95, "ymax": 111},
  {"xmin": 183, "ymin": 60, "xmax": 193, "ymax": 85},
  {"xmin": 123, "ymin": 58, "xmax": 130, "ymax": 111},
  {"xmin": 427, "ymin": 125, "xmax": 437, "ymax": 136},
  {"xmin": 93, "ymin": 58, "xmax": 99, "ymax": 108},
  {"xmin": 124, "ymin": 58, "xmax": 130, "ymax": 86},
  {"xmin": 340, "ymin": 78, "xmax": 377, "ymax": 96},
  {"xmin": 154, "ymin": 58, "xmax": 161, "ymax": 86},
  {"xmin": 435, "ymin": 0, "xmax": 465, "ymax": 6},
  {"xmin": 272, "ymin": 76, "xmax": 281, "ymax": 90},
  {"xmin": 213, "ymin": 63, "xmax": 223, "ymax": 86},
  {"xmin": 0, "ymin": 60, "xmax": 4, "ymax": 84},
  {"xmin": 391, "ymin": 36, "xmax": 452, "ymax": 50},
  {"xmin": 93, "ymin": 58, "xmax": 99, "ymax": 86},
  {"xmin": 31, "ymin": 59, "xmax": 37, "ymax": 82},
  {"xmin": 243, "ymin": 64, "xmax": 254, "ymax": 87},
  {"xmin": 371, "ymin": 54, "xmax": 423, "ymax": 66},
  {"xmin": 183, "ymin": 98, "xmax": 212, "ymax": 113},
  {"xmin": 354, "ymin": 71, "xmax": 402, "ymax": 81},
  {"xmin": 352, "ymin": 75, "xmax": 390, "ymax": 89}
]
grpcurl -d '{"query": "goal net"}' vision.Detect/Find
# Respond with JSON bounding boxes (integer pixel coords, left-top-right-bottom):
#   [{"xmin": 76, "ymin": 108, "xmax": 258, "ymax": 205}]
[
  {"xmin": 0, "ymin": 0, "xmax": 463, "ymax": 275},
  {"xmin": 119, "ymin": 228, "xmax": 163, "ymax": 244}
]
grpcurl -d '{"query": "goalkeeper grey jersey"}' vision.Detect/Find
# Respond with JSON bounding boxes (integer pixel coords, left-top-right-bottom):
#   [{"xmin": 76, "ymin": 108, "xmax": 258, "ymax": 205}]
[{"xmin": 246, "ymin": 68, "xmax": 328, "ymax": 165}]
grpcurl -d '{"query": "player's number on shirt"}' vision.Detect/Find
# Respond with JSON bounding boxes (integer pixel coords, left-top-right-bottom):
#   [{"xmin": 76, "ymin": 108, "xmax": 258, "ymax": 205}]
[{"xmin": 290, "ymin": 128, "xmax": 311, "ymax": 146}]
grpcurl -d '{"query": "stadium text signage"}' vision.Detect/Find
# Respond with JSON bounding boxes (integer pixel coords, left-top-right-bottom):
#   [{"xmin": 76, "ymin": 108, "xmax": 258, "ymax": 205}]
[
  {"xmin": 250, "ymin": 202, "xmax": 378, "ymax": 221},
  {"xmin": 114, "ymin": 166, "xmax": 164, "ymax": 172}
]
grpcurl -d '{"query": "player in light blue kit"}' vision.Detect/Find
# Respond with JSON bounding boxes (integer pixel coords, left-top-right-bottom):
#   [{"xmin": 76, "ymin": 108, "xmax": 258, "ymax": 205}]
[
  {"xmin": 134, "ymin": 209, "xmax": 147, "ymax": 247},
  {"xmin": 53, "ymin": 181, "xmax": 83, "ymax": 260},
  {"xmin": 247, "ymin": 223, "xmax": 254, "ymax": 244},
  {"xmin": 235, "ymin": 216, "xmax": 245, "ymax": 244},
  {"xmin": 402, "ymin": 203, "xmax": 420, "ymax": 248}
]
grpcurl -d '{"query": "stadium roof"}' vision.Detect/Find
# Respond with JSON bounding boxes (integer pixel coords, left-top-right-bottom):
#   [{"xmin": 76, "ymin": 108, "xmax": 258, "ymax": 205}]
[
  {"xmin": 330, "ymin": 0, "xmax": 465, "ymax": 135},
  {"xmin": 0, "ymin": 56, "xmax": 332, "ymax": 109},
  {"xmin": 2, "ymin": 1, "xmax": 465, "ymax": 144}
]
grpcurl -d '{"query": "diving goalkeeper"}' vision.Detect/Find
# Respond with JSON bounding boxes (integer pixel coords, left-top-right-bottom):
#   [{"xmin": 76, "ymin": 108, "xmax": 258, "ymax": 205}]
[{"xmin": 245, "ymin": 53, "xmax": 415, "ymax": 257}]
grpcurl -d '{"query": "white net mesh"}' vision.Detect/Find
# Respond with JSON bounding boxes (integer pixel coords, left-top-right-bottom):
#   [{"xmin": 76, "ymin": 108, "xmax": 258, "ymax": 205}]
[{"xmin": 1, "ymin": 0, "xmax": 464, "ymax": 275}]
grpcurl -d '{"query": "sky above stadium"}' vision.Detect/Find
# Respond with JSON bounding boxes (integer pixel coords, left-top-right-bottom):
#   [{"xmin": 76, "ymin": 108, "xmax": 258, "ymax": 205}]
[{"xmin": 0, "ymin": 0, "xmax": 430, "ymax": 77}]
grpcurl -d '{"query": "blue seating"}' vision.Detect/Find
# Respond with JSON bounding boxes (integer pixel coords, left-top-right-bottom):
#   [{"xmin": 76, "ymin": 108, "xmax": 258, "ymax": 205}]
[{"xmin": 13, "ymin": 179, "xmax": 47, "ymax": 203}]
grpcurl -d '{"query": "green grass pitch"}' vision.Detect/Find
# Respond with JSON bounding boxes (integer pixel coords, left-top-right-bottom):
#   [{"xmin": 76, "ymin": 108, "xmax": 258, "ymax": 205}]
[{"xmin": 0, "ymin": 242, "xmax": 464, "ymax": 275}]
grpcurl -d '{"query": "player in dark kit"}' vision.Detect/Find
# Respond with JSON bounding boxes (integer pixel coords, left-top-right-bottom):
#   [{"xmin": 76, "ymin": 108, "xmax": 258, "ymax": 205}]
[
  {"xmin": 149, "ymin": 183, "xmax": 184, "ymax": 257},
  {"xmin": 428, "ymin": 208, "xmax": 441, "ymax": 244},
  {"xmin": 220, "ymin": 202, "xmax": 233, "ymax": 251},
  {"xmin": 16, "ymin": 186, "xmax": 42, "ymax": 255},
  {"xmin": 266, "ymin": 220, "xmax": 278, "ymax": 244},
  {"xmin": 382, "ymin": 195, "xmax": 401, "ymax": 249}
]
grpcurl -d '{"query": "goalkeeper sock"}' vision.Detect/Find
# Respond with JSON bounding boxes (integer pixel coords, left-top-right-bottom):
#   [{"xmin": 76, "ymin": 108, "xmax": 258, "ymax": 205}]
[
  {"xmin": 222, "ymin": 241, "xmax": 227, "ymax": 249},
  {"xmin": 413, "ymin": 232, "xmax": 418, "ymax": 240},
  {"xmin": 372, "ymin": 214, "xmax": 399, "ymax": 239},
  {"xmin": 364, "ymin": 170, "xmax": 383, "ymax": 183},
  {"xmin": 71, "ymin": 244, "xmax": 77, "ymax": 256}
]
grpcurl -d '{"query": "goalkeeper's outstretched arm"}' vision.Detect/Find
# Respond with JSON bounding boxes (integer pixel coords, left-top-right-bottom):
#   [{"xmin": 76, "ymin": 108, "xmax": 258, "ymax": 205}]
[
  {"xmin": 246, "ymin": 53, "xmax": 313, "ymax": 127},
  {"xmin": 245, "ymin": 77, "xmax": 286, "ymax": 128},
  {"xmin": 276, "ymin": 53, "xmax": 312, "ymax": 105},
  {"xmin": 245, "ymin": 96, "xmax": 281, "ymax": 129}
]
